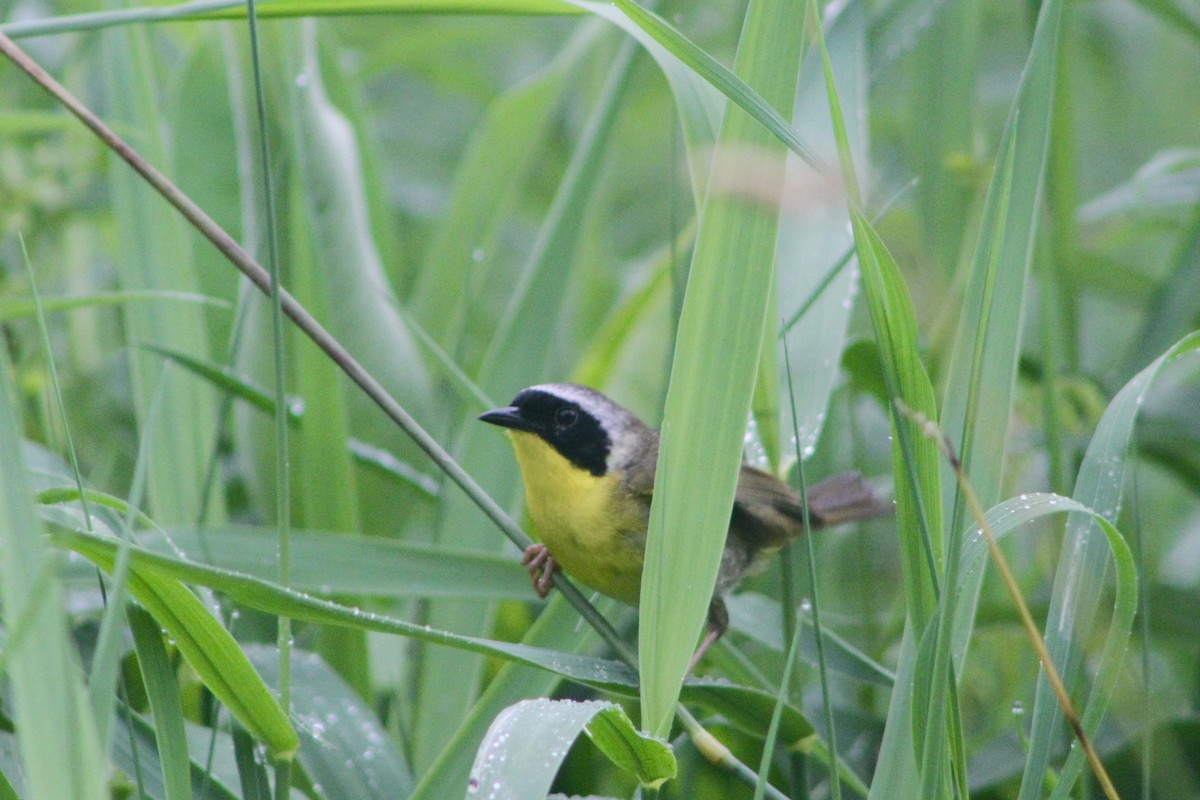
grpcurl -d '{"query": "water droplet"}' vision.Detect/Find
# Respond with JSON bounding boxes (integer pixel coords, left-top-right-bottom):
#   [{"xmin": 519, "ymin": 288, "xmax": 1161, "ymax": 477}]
[
  {"xmin": 472, "ymin": 247, "xmax": 485, "ymax": 262},
  {"xmin": 295, "ymin": 73, "xmax": 308, "ymax": 88},
  {"xmin": 1011, "ymin": 701, "xmax": 1024, "ymax": 716}
]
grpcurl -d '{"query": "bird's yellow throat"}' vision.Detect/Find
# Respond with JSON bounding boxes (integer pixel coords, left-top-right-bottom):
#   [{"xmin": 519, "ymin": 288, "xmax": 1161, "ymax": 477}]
[{"xmin": 506, "ymin": 429, "xmax": 644, "ymax": 604}]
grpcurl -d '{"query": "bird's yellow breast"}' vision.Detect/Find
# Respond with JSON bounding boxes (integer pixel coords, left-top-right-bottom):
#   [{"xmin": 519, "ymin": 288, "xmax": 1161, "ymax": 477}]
[{"xmin": 507, "ymin": 430, "xmax": 646, "ymax": 605}]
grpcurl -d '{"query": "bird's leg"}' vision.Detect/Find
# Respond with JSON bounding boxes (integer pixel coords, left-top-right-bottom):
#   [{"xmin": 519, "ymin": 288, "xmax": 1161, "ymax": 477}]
[
  {"xmin": 687, "ymin": 597, "xmax": 730, "ymax": 674},
  {"xmin": 521, "ymin": 543, "xmax": 557, "ymax": 599}
]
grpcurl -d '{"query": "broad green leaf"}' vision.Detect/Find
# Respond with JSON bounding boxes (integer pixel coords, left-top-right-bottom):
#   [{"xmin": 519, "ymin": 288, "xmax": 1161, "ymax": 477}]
[
  {"xmin": 246, "ymin": 646, "xmax": 414, "ymax": 800},
  {"xmin": 467, "ymin": 699, "xmax": 674, "ymax": 797}
]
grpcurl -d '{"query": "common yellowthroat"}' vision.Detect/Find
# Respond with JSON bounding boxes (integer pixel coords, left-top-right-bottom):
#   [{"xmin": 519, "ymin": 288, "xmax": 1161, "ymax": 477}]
[{"xmin": 480, "ymin": 383, "xmax": 889, "ymax": 657}]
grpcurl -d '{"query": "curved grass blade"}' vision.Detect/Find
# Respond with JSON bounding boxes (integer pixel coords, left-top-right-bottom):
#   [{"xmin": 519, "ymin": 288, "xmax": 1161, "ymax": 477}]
[
  {"xmin": 63, "ymin": 529, "xmax": 300, "ymax": 759},
  {"xmin": 468, "ymin": 698, "xmax": 674, "ymax": 797},
  {"xmin": 1019, "ymin": 330, "xmax": 1200, "ymax": 799}
]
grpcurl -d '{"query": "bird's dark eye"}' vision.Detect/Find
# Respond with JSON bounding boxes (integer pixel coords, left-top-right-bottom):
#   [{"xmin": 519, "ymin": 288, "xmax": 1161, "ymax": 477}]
[{"xmin": 554, "ymin": 407, "xmax": 578, "ymax": 429}]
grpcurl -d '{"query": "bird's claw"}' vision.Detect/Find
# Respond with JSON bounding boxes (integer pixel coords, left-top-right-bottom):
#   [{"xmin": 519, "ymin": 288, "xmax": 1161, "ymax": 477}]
[{"xmin": 521, "ymin": 543, "xmax": 557, "ymax": 599}]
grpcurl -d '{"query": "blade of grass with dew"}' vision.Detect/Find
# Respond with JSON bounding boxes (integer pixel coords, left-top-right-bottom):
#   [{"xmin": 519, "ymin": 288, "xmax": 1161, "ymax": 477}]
[
  {"xmin": 53, "ymin": 524, "xmax": 640, "ymax": 689},
  {"xmin": 59, "ymin": 527, "xmax": 300, "ymax": 759},
  {"xmin": 409, "ymin": 595, "xmax": 614, "ymax": 800},
  {"xmin": 467, "ymin": 699, "xmax": 675, "ymax": 797},
  {"xmin": 638, "ymin": 0, "xmax": 805, "ymax": 740},
  {"xmin": 923, "ymin": 0, "xmax": 1068, "ymax": 757},
  {"xmin": 0, "ymin": 342, "xmax": 106, "ymax": 800},
  {"xmin": 137, "ymin": 525, "xmax": 532, "ymax": 600},
  {"xmin": 917, "ymin": 129, "xmax": 1018, "ymax": 800},
  {"xmin": 775, "ymin": 0, "xmax": 868, "ymax": 467},
  {"xmin": 809, "ymin": 0, "xmax": 944, "ymax": 627},
  {"xmin": 54, "ymin": 521, "xmax": 817, "ymax": 740},
  {"xmin": 412, "ymin": 30, "xmax": 639, "ymax": 772},
  {"xmin": 1019, "ymin": 331, "xmax": 1200, "ymax": 799},
  {"xmin": 99, "ymin": 21, "xmax": 224, "ymax": 528},
  {"xmin": 245, "ymin": 646, "xmax": 414, "ymax": 799},
  {"xmin": 281, "ymin": 131, "xmax": 367, "ymax": 696},
  {"xmin": 805, "ymin": 9, "xmax": 945, "ymax": 790},
  {"xmin": 129, "ymin": 606, "xmax": 193, "ymax": 800},
  {"xmin": 938, "ymin": 0, "xmax": 1062, "ymax": 588},
  {"xmin": 943, "ymin": 482, "xmax": 1133, "ymax": 797}
]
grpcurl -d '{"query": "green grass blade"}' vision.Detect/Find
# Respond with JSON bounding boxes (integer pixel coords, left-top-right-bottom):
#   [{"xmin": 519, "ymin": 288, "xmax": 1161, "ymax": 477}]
[
  {"xmin": 129, "ymin": 606, "xmax": 193, "ymax": 800},
  {"xmin": 0, "ymin": 334, "xmax": 105, "ymax": 800},
  {"xmin": 638, "ymin": 0, "xmax": 806, "ymax": 739},
  {"xmin": 468, "ymin": 699, "xmax": 675, "ymax": 795},
  {"xmin": 409, "ymin": 595, "xmax": 608, "ymax": 800},
  {"xmin": 1019, "ymin": 330, "xmax": 1200, "ymax": 799},
  {"xmin": 939, "ymin": 0, "xmax": 1062, "ymax": 551},
  {"xmin": 100, "ymin": 22, "xmax": 224, "ymax": 527},
  {"xmin": 67, "ymin": 530, "xmax": 300, "ymax": 760},
  {"xmin": 0, "ymin": 0, "xmax": 583, "ymax": 39},
  {"xmin": 245, "ymin": 646, "xmax": 414, "ymax": 799},
  {"xmin": 776, "ymin": 1, "xmax": 868, "ymax": 464},
  {"xmin": 803, "ymin": 4, "xmax": 946, "ymax": 792},
  {"xmin": 138, "ymin": 525, "xmax": 531, "ymax": 600},
  {"xmin": 0, "ymin": 290, "xmax": 228, "ymax": 321}
]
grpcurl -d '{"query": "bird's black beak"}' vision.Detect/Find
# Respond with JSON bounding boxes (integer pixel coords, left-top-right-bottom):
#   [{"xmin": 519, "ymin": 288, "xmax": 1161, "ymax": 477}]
[{"xmin": 478, "ymin": 406, "xmax": 536, "ymax": 433}]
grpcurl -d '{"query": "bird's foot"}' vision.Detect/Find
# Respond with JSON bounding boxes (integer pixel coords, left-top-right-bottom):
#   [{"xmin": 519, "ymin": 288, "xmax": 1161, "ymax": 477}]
[{"xmin": 521, "ymin": 543, "xmax": 557, "ymax": 599}]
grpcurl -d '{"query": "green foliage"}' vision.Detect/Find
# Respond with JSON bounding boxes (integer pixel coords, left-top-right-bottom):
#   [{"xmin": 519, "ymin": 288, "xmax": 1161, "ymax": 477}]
[{"xmin": 1, "ymin": 0, "xmax": 1199, "ymax": 798}]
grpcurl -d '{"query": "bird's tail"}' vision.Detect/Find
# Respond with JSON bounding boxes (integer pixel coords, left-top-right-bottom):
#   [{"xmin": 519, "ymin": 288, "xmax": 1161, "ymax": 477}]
[{"xmin": 803, "ymin": 471, "xmax": 893, "ymax": 528}]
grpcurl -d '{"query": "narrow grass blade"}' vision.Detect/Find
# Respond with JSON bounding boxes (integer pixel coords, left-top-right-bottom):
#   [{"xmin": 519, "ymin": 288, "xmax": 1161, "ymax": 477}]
[
  {"xmin": 804, "ymin": 4, "xmax": 945, "ymax": 795},
  {"xmin": 1019, "ymin": 331, "xmax": 1200, "ymax": 799},
  {"xmin": 129, "ymin": 606, "xmax": 193, "ymax": 800},
  {"xmin": 775, "ymin": 1, "xmax": 868, "ymax": 464},
  {"xmin": 638, "ymin": 0, "xmax": 806, "ymax": 739},
  {"xmin": 138, "ymin": 525, "xmax": 532, "ymax": 600},
  {"xmin": 0, "ymin": 344, "xmax": 105, "ymax": 800},
  {"xmin": 0, "ymin": 290, "xmax": 228, "ymax": 320},
  {"xmin": 100, "ymin": 22, "xmax": 223, "ymax": 527}
]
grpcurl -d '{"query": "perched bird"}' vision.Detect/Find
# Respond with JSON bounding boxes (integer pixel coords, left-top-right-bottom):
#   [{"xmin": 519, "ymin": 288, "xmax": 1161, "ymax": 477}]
[{"xmin": 480, "ymin": 383, "xmax": 890, "ymax": 662}]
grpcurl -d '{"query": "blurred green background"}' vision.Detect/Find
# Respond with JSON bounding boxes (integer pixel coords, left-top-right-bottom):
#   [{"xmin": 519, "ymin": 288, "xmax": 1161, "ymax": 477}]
[{"xmin": 1, "ymin": 0, "xmax": 1198, "ymax": 798}]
